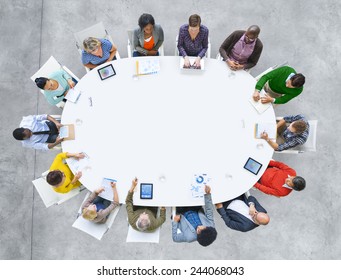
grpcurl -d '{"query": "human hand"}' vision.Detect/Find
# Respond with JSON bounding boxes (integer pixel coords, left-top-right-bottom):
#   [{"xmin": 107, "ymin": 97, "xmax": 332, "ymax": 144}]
[
  {"xmin": 67, "ymin": 80, "xmax": 75, "ymax": 88},
  {"xmin": 161, "ymin": 206, "xmax": 166, "ymax": 210},
  {"xmin": 55, "ymin": 122, "xmax": 63, "ymax": 130},
  {"xmin": 55, "ymin": 136, "xmax": 64, "ymax": 144},
  {"xmin": 110, "ymin": 182, "xmax": 116, "ymax": 189},
  {"xmin": 261, "ymin": 94, "xmax": 274, "ymax": 104},
  {"xmin": 249, "ymin": 204, "xmax": 257, "ymax": 216},
  {"xmin": 260, "ymin": 132, "xmax": 269, "ymax": 140},
  {"xmin": 130, "ymin": 177, "xmax": 138, "ymax": 192},
  {"xmin": 148, "ymin": 50, "xmax": 158, "ymax": 56},
  {"xmin": 95, "ymin": 187, "xmax": 105, "ymax": 194},
  {"xmin": 174, "ymin": 215, "xmax": 181, "ymax": 222},
  {"xmin": 75, "ymin": 153, "xmax": 85, "ymax": 160},
  {"xmin": 253, "ymin": 90, "xmax": 260, "ymax": 101},
  {"xmin": 193, "ymin": 57, "xmax": 201, "ymax": 68},
  {"xmin": 215, "ymin": 203, "xmax": 223, "ymax": 209},
  {"xmin": 227, "ymin": 59, "xmax": 238, "ymax": 70},
  {"xmin": 205, "ymin": 185, "xmax": 211, "ymax": 194},
  {"xmin": 75, "ymin": 171, "xmax": 82, "ymax": 180},
  {"xmin": 235, "ymin": 63, "xmax": 244, "ymax": 70},
  {"xmin": 184, "ymin": 57, "xmax": 190, "ymax": 68}
]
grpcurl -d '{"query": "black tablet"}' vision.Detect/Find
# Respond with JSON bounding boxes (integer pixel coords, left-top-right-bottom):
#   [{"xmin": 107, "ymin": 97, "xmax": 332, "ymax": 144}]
[
  {"xmin": 97, "ymin": 64, "xmax": 116, "ymax": 80},
  {"xmin": 243, "ymin": 157, "xmax": 263, "ymax": 175},
  {"xmin": 140, "ymin": 183, "xmax": 153, "ymax": 199}
]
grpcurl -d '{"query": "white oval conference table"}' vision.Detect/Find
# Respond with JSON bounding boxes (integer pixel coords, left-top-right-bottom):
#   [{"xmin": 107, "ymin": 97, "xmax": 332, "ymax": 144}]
[{"xmin": 61, "ymin": 56, "xmax": 275, "ymax": 207}]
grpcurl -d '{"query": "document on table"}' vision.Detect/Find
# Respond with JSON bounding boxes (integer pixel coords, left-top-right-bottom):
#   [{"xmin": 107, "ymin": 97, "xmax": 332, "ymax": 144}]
[
  {"xmin": 67, "ymin": 153, "xmax": 90, "ymax": 172},
  {"xmin": 254, "ymin": 123, "xmax": 277, "ymax": 139},
  {"xmin": 59, "ymin": 126, "xmax": 69, "ymax": 138},
  {"xmin": 249, "ymin": 97, "xmax": 271, "ymax": 114},
  {"xmin": 98, "ymin": 177, "xmax": 117, "ymax": 201},
  {"xmin": 190, "ymin": 173, "xmax": 211, "ymax": 198},
  {"xmin": 65, "ymin": 88, "xmax": 81, "ymax": 103},
  {"xmin": 136, "ymin": 58, "xmax": 160, "ymax": 75}
]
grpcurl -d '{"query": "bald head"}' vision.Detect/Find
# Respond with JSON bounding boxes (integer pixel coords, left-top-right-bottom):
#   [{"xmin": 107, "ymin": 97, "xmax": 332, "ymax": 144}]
[
  {"xmin": 247, "ymin": 25, "xmax": 261, "ymax": 36},
  {"xmin": 255, "ymin": 212, "xmax": 270, "ymax": 225}
]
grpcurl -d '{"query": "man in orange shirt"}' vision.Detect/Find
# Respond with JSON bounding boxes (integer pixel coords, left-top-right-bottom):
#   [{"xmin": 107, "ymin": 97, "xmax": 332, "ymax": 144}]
[{"xmin": 254, "ymin": 160, "xmax": 306, "ymax": 197}]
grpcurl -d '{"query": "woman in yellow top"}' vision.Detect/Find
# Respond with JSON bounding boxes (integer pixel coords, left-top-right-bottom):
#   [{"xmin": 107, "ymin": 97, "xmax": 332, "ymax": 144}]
[{"xmin": 47, "ymin": 152, "xmax": 84, "ymax": 193}]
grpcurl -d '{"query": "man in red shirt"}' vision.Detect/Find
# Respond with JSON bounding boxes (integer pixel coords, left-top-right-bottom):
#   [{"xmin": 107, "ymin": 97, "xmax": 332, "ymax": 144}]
[{"xmin": 254, "ymin": 160, "xmax": 305, "ymax": 197}]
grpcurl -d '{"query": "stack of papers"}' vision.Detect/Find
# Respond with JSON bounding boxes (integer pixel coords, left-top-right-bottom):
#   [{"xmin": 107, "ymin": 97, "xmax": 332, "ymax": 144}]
[
  {"xmin": 98, "ymin": 177, "xmax": 117, "ymax": 201},
  {"xmin": 136, "ymin": 58, "xmax": 160, "ymax": 75},
  {"xmin": 67, "ymin": 153, "xmax": 90, "ymax": 172},
  {"xmin": 190, "ymin": 174, "xmax": 211, "ymax": 198},
  {"xmin": 249, "ymin": 98, "xmax": 271, "ymax": 114},
  {"xmin": 255, "ymin": 123, "xmax": 277, "ymax": 139}
]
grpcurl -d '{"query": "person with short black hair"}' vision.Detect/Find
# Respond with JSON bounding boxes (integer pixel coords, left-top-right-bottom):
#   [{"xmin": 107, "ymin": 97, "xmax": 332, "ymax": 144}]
[
  {"xmin": 215, "ymin": 194, "xmax": 270, "ymax": 232},
  {"xmin": 177, "ymin": 14, "xmax": 209, "ymax": 68},
  {"xmin": 172, "ymin": 185, "xmax": 217, "ymax": 247},
  {"xmin": 35, "ymin": 69, "xmax": 76, "ymax": 106},
  {"xmin": 254, "ymin": 160, "xmax": 306, "ymax": 197},
  {"xmin": 253, "ymin": 66, "xmax": 305, "ymax": 104},
  {"xmin": 82, "ymin": 37, "xmax": 117, "ymax": 69},
  {"xmin": 219, "ymin": 25, "xmax": 263, "ymax": 71},
  {"xmin": 12, "ymin": 114, "xmax": 63, "ymax": 151},
  {"xmin": 133, "ymin": 13, "xmax": 164, "ymax": 57},
  {"xmin": 47, "ymin": 152, "xmax": 84, "ymax": 193},
  {"xmin": 261, "ymin": 114, "xmax": 310, "ymax": 151}
]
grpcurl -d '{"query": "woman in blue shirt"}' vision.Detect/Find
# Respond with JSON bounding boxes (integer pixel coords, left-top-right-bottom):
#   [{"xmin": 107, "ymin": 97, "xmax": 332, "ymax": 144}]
[
  {"xmin": 35, "ymin": 69, "xmax": 75, "ymax": 106},
  {"xmin": 81, "ymin": 37, "xmax": 117, "ymax": 69}
]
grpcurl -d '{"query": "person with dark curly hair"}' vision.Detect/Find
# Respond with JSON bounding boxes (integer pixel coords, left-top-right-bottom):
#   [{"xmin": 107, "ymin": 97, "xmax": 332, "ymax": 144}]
[{"xmin": 172, "ymin": 185, "xmax": 217, "ymax": 247}]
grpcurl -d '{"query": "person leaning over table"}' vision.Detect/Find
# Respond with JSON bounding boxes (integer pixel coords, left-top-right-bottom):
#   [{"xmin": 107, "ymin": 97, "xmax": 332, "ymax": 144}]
[
  {"xmin": 81, "ymin": 37, "xmax": 117, "ymax": 70},
  {"xmin": 260, "ymin": 114, "xmax": 310, "ymax": 152},
  {"xmin": 177, "ymin": 14, "xmax": 209, "ymax": 69},
  {"xmin": 215, "ymin": 193, "xmax": 269, "ymax": 232},
  {"xmin": 46, "ymin": 152, "xmax": 84, "ymax": 194},
  {"xmin": 172, "ymin": 185, "xmax": 217, "ymax": 247},
  {"xmin": 219, "ymin": 25, "xmax": 263, "ymax": 71},
  {"xmin": 126, "ymin": 177, "xmax": 166, "ymax": 232},
  {"xmin": 82, "ymin": 182, "xmax": 120, "ymax": 224},
  {"xmin": 254, "ymin": 159, "xmax": 306, "ymax": 197},
  {"xmin": 252, "ymin": 66, "xmax": 305, "ymax": 105},
  {"xmin": 12, "ymin": 114, "xmax": 63, "ymax": 151},
  {"xmin": 35, "ymin": 69, "xmax": 76, "ymax": 106},
  {"xmin": 133, "ymin": 13, "xmax": 164, "ymax": 57}
]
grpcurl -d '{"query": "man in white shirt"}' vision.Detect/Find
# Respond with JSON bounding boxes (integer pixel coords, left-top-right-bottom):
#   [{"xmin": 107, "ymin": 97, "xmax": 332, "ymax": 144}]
[
  {"xmin": 12, "ymin": 114, "xmax": 63, "ymax": 151},
  {"xmin": 215, "ymin": 194, "xmax": 269, "ymax": 232}
]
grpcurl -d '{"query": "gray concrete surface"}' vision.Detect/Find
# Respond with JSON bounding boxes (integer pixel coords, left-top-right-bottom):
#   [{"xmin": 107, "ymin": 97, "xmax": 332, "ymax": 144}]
[{"xmin": 0, "ymin": 0, "xmax": 340, "ymax": 260}]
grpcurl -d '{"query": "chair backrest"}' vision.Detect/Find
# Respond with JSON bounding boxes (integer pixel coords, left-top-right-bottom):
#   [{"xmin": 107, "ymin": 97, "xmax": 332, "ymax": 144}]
[
  {"xmin": 32, "ymin": 171, "xmax": 81, "ymax": 208},
  {"xmin": 72, "ymin": 191, "xmax": 121, "ymax": 240},
  {"xmin": 30, "ymin": 56, "xmax": 68, "ymax": 109},
  {"xmin": 126, "ymin": 225, "xmax": 160, "ymax": 243},
  {"xmin": 127, "ymin": 30, "xmax": 134, "ymax": 58},
  {"xmin": 254, "ymin": 61, "xmax": 288, "ymax": 80},
  {"xmin": 175, "ymin": 35, "xmax": 211, "ymax": 58}
]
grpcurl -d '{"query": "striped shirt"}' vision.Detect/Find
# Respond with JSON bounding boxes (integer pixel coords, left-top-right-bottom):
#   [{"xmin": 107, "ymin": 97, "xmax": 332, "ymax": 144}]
[
  {"xmin": 277, "ymin": 115, "xmax": 309, "ymax": 151},
  {"xmin": 81, "ymin": 39, "xmax": 112, "ymax": 66},
  {"xmin": 177, "ymin": 24, "xmax": 209, "ymax": 58}
]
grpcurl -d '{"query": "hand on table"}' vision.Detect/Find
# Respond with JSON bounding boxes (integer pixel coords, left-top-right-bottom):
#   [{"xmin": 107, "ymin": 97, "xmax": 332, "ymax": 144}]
[
  {"xmin": 55, "ymin": 136, "xmax": 64, "ymax": 144},
  {"xmin": 148, "ymin": 50, "xmax": 158, "ymax": 56},
  {"xmin": 260, "ymin": 132, "xmax": 269, "ymax": 141},
  {"xmin": 75, "ymin": 171, "xmax": 82, "ymax": 180},
  {"xmin": 183, "ymin": 56, "xmax": 190, "ymax": 68},
  {"xmin": 95, "ymin": 187, "xmax": 105, "ymax": 194},
  {"xmin": 261, "ymin": 94, "xmax": 274, "ymax": 104},
  {"xmin": 193, "ymin": 57, "xmax": 201, "ymax": 68},
  {"xmin": 67, "ymin": 80, "xmax": 75, "ymax": 88},
  {"xmin": 205, "ymin": 185, "xmax": 211, "ymax": 194},
  {"xmin": 253, "ymin": 90, "xmax": 261, "ymax": 101},
  {"xmin": 75, "ymin": 153, "xmax": 85, "ymax": 160},
  {"xmin": 110, "ymin": 182, "xmax": 116, "ymax": 189}
]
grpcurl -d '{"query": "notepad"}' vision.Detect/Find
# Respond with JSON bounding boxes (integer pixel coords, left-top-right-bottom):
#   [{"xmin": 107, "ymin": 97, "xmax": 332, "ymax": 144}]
[
  {"xmin": 249, "ymin": 98, "xmax": 271, "ymax": 114},
  {"xmin": 136, "ymin": 58, "xmax": 160, "ymax": 75},
  {"xmin": 254, "ymin": 123, "xmax": 277, "ymax": 139},
  {"xmin": 98, "ymin": 177, "xmax": 117, "ymax": 201},
  {"xmin": 65, "ymin": 88, "xmax": 81, "ymax": 103},
  {"xmin": 59, "ymin": 124, "xmax": 75, "ymax": 140}
]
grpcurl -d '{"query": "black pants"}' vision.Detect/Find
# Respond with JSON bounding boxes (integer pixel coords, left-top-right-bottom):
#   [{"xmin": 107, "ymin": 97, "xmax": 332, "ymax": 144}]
[
  {"xmin": 176, "ymin": 206, "xmax": 203, "ymax": 215},
  {"xmin": 45, "ymin": 121, "xmax": 59, "ymax": 143}
]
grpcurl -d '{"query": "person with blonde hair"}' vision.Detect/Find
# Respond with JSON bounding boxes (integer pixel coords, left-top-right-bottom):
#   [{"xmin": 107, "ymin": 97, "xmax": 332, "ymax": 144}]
[
  {"xmin": 81, "ymin": 37, "xmax": 117, "ymax": 69},
  {"xmin": 81, "ymin": 182, "xmax": 119, "ymax": 223}
]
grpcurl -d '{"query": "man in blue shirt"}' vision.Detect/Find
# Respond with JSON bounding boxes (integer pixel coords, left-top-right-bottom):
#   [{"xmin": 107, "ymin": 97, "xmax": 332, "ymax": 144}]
[
  {"xmin": 12, "ymin": 114, "xmax": 63, "ymax": 151},
  {"xmin": 172, "ymin": 185, "xmax": 217, "ymax": 246}
]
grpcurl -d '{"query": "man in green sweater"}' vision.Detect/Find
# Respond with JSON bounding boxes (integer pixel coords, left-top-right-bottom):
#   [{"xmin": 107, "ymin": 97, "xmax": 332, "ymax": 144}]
[
  {"xmin": 252, "ymin": 66, "xmax": 305, "ymax": 104},
  {"xmin": 126, "ymin": 177, "xmax": 166, "ymax": 232}
]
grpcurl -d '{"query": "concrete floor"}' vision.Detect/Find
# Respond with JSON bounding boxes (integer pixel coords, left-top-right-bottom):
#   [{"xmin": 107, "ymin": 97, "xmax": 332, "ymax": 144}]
[{"xmin": 0, "ymin": 0, "xmax": 340, "ymax": 260}]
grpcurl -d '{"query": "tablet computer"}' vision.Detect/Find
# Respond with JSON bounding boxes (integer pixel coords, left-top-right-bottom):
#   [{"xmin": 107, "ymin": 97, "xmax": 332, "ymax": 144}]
[
  {"xmin": 98, "ymin": 64, "xmax": 116, "ymax": 80},
  {"xmin": 140, "ymin": 183, "xmax": 153, "ymax": 199},
  {"xmin": 243, "ymin": 157, "xmax": 263, "ymax": 175}
]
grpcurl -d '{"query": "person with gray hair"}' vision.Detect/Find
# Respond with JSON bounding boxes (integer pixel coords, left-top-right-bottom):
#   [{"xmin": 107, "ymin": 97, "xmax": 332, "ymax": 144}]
[
  {"xmin": 81, "ymin": 37, "xmax": 117, "ymax": 69},
  {"xmin": 125, "ymin": 177, "xmax": 166, "ymax": 232},
  {"xmin": 219, "ymin": 25, "xmax": 263, "ymax": 70}
]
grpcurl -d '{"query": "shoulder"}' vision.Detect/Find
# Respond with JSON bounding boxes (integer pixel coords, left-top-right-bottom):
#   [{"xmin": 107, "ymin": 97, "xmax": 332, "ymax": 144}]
[
  {"xmin": 101, "ymin": 38, "xmax": 112, "ymax": 48},
  {"xmin": 200, "ymin": 25, "xmax": 209, "ymax": 33},
  {"xmin": 179, "ymin": 24, "xmax": 188, "ymax": 32},
  {"xmin": 154, "ymin": 24, "xmax": 163, "ymax": 32}
]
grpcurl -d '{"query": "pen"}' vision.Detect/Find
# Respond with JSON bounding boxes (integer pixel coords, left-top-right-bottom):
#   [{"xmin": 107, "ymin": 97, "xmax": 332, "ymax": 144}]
[{"xmin": 136, "ymin": 60, "xmax": 139, "ymax": 75}]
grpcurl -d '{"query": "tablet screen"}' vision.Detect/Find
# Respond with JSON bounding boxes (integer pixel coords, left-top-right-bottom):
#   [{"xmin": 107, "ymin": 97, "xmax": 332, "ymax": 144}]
[
  {"xmin": 140, "ymin": 183, "xmax": 153, "ymax": 199},
  {"xmin": 244, "ymin": 157, "xmax": 263, "ymax": 175},
  {"xmin": 98, "ymin": 64, "xmax": 116, "ymax": 80}
]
